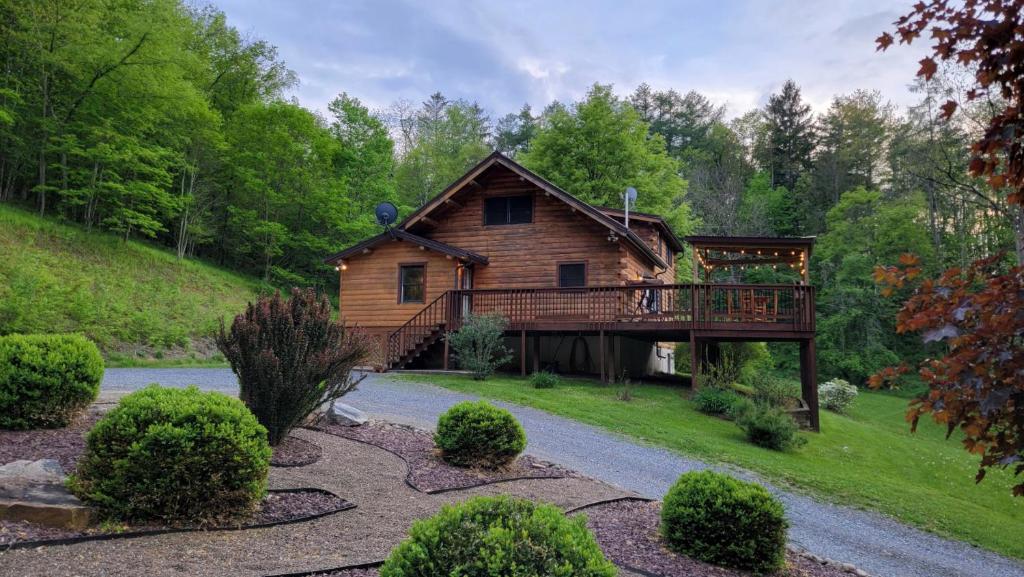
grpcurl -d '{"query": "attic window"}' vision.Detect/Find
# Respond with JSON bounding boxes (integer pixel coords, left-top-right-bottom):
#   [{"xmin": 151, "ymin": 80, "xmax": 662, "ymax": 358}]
[{"xmin": 484, "ymin": 195, "xmax": 532, "ymax": 225}]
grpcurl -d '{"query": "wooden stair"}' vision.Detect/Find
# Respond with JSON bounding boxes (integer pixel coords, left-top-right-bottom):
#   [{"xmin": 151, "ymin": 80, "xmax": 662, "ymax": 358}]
[{"xmin": 387, "ymin": 292, "xmax": 454, "ymax": 369}]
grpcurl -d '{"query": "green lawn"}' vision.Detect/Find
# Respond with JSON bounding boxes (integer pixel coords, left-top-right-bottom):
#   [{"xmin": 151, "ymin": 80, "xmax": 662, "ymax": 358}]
[
  {"xmin": 396, "ymin": 373, "xmax": 1024, "ymax": 559},
  {"xmin": 0, "ymin": 205, "xmax": 268, "ymax": 355}
]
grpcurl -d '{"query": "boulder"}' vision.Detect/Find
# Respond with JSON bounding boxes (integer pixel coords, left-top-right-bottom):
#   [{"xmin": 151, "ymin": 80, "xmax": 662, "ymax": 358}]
[
  {"xmin": 0, "ymin": 459, "xmax": 95, "ymax": 530},
  {"xmin": 328, "ymin": 401, "xmax": 367, "ymax": 426}
]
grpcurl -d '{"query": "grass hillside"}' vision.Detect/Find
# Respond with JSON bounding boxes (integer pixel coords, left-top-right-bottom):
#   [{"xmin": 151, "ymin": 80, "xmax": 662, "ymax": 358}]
[{"xmin": 0, "ymin": 205, "xmax": 268, "ymax": 362}]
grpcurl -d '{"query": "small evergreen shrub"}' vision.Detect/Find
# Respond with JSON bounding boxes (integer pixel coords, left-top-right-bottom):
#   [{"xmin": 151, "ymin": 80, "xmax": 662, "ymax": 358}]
[
  {"xmin": 70, "ymin": 385, "xmax": 271, "ymax": 523},
  {"xmin": 693, "ymin": 386, "xmax": 741, "ymax": 416},
  {"xmin": 380, "ymin": 495, "xmax": 616, "ymax": 577},
  {"xmin": 217, "ymin": 288, "xmax": 368, "ymax": 445},
  {"xmin": 661, "ymin": 471, "xmax": 787, "ymax": 573},
  {"xmin": 820, "ymin": 378, "xmax": 858, "ymax": 413},
  {"xmin": 0, "ymin": 334, "xmax": 103, "ymax": 429},
  {"xmin": 530, "ymin": 370, "xmax": 559, "ymax": 389},
  {"xmin": 447, "ymin": 313, "xmax": 512, "ymax": 380},
  {"xmin": 735, "ymin": 404, "xmax": 805, "ymax": 451},
  {"xmin": 435, "ymin": 401, "xmax": 526, "ymax": 468}
]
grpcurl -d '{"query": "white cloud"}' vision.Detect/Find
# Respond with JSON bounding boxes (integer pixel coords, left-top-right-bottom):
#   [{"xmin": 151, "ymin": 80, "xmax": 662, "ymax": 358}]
[{"xmin": 212, "ymin": 0, "xmax": 932, "ymax": 119}]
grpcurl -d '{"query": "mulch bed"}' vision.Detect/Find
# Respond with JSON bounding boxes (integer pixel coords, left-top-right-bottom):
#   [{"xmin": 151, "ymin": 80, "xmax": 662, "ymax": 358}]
[
  {"xmin": 314, "ymin": 420, "xmax": 577, "ymax": 493},
  {"xmin": 0, "ymin": 408, "xmax": 102, "ymax": 472},
  {"xmin": 581, "ymin": 499, "xmax": 853, "ymax": 577},
  {"xmin": 272, "ymin": 435, "xmax": 322, "ymax": 467},
  {"xmin": 0, "ymin": 489, "xmax": 351, "ymax": 548}
]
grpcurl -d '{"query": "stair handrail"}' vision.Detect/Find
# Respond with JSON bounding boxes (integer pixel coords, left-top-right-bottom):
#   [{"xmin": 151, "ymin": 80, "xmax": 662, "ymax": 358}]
[{"xmin": 386, "ymin": 291, "xmax": 452, "ymax": 367}]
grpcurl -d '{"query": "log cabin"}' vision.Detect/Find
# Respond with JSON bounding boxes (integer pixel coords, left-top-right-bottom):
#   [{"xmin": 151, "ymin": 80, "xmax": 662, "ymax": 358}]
[{"xmin": 325, "ymin": 151, "xmax": 820, "ymax": 430}]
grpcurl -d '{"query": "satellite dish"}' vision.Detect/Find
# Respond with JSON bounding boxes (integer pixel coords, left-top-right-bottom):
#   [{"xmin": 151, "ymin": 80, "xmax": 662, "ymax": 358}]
[{"xmin": 374, "ymin": 202, "xmax": 398, "ymax": 228}]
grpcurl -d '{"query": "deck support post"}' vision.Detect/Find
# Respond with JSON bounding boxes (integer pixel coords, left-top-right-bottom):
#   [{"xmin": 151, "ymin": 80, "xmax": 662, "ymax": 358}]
[
  {"xmin": 599, "ymin": 329, "xmax": 606, "ymax": 383},
  {"xmin": 520, "ymin": 329, "xmax": 527, "ymax": 377},
  {"xmin": 800, "ymin": 337, "xmax": 820, "ymax": 432},
  {"xmin": 689, "ymin": 332, "xmax": 700, "ymax": 388},
  {"xmin": 533, "ymin": 334, "xmax": 541, "ymax": 373}
]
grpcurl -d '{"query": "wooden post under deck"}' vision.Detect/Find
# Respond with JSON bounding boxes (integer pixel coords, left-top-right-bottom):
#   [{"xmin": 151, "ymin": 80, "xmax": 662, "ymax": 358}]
[
  {"xmin": 800, "ymin": 337, "xmax": 820, "ymax": 432},
  {"xmin": 533, "ymin": 334, "xmax": 541, "ymax": 373},
  {"xmin": 520, "ymin": 329, "xmax": 527, "ymax": 377},
  {"xmin": 689, "ymin": 332, "xmax": 700, "ymax": 389},
  {"xmin": 599, "ymin": 329, "xmax": 606, "ymax": 383}
]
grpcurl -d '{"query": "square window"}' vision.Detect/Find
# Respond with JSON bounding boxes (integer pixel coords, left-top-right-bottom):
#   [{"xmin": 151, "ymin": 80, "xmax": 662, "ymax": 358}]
[
  {"xmin": 399, "ymin": 265, "xmax": 425, "ymax": 303},
  {"xmin": 484, "ymin": 195, "xmax": 532, "ymax": 225},
  {"xmin": 558, "ymin": 263, "xmax": 586, "ymax": 287}
]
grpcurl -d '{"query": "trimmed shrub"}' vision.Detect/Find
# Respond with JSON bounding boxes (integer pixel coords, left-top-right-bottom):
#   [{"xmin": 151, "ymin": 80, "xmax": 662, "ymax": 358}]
[
  {"xmin": 820, "ymin": 378, "xmax": 858, "ymax": 413},
  {"xmin": 0, "ymin": 334, "xmax": 103, "ymax": 429},
  {"xmin": 736, "ymin": 404, "xmax": 805, "ymax": 451},
  {"xmin": 661, "ymin": 471, "xmax": 787, "ymax": 573},
  {"xmin": 447, "ymin": 313, "xmax": 512, "ymax": 380},
  {"xmin": 692, "ymin": 386, "xmax": 741, "ymax": 416},
  {"xmin": 530, "ymin": 370, "xmax": 559, "ymax": 389},
  {"xmin": 380, "ymin": 495, "xmax": 616, "ymax": 577},
  {"xmin": 217, "ymin": 288, "xmax": 368, "ymax": 445},
  {"xmin": 435, "ymin": 401, "xmax": 526, "ymax": 468},
  {"xmin": 70, "ymin": 385, "xmax": 271, "ymax": 523}
]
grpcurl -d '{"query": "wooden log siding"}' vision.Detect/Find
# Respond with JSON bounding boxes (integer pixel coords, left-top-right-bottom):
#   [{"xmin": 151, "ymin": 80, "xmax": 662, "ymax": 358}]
[
  {"xmin": 418, "ymin": 166, "xmax": 659, "ymax": 289},
  {"xmin": 339, "ymin": 240, "xmax": 457, "ymax": 328}
]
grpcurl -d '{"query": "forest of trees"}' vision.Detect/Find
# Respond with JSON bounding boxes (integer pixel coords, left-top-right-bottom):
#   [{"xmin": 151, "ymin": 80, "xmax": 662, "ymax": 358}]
[{"xmin": 1, "ymin": 0, "xmax": 1020, "ymax": 385}]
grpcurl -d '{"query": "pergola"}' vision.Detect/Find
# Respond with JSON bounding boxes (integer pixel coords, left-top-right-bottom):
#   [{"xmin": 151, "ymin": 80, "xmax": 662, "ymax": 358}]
[{"xmin": 684, "ymin": 236, "xmax": 815, "ymax": 284}]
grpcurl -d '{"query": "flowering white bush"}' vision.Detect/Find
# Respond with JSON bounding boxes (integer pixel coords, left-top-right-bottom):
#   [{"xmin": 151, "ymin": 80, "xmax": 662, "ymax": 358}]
[{"xmin": 819, "ymin": 379, "xmax": 858, "ymax": 413}]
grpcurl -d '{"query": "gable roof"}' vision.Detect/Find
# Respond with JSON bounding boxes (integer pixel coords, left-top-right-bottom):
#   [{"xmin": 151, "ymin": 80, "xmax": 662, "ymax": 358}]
[
  {"xmin": 324, "ymin": 228, "xmax": 489, "ymax": 265},
  {"xmin": 400, "ymin": 151, "xmax": 669, "ymax": 269},
  {"xmin": 597, "ymin": 207, "xmax": 685, "ymax": 252}
]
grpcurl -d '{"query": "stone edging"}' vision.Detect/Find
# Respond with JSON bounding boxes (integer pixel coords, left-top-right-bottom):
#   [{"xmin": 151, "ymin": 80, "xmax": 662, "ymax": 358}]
[
  {"xmin": 0, "ymin": 488, "xmax": 355, "ymax": 552},
  {"xmin": 305, "ymin": 425, "xmax": 569, "ymax": 495}
]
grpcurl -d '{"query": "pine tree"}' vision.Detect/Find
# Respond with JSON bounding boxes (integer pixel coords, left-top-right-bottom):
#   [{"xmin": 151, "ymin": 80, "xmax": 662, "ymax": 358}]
[{"xmin": 761, "ymin": 80, "xmax": 815, "ymax": 190}]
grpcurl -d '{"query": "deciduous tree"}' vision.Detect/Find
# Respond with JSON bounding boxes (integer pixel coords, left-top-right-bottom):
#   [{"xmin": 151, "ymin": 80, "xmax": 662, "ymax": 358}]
[{"xmin": 873, "ymin": 0, "xmax": 1024, "ymax": 496}]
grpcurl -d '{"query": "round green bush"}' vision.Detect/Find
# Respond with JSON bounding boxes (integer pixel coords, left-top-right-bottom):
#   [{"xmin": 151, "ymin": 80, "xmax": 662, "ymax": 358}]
[
  {"xmin": 692, "ymin": 386, "xmax": 740, "ymax": 416},
  {"xmin": 0, "ymin": 334, "xmax": 103, "ymax": 429},
  {"xmin": 380, "ymin": 495, "xmax": 616, "ymax": 577},
  {"xmin": 434, "ymin": 400, "xmax": 526, "ymax": 468},
  {"xmin": 661, "ymin": 471, "xmax": 788, "ymax": 573},
  {"xmin": 735, "ymin": 404, "xmax": 805, "ymax": 451},
  {"xmin": 70, "ymin": 385, "xmax": 271, "ymax": 523}
]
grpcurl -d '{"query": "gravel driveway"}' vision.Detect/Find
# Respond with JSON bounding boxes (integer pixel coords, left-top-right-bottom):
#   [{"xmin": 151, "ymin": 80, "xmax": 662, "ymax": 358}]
[{"xmin": 100, "ymin": 368, "xmax": 1024, "ymax": 577}]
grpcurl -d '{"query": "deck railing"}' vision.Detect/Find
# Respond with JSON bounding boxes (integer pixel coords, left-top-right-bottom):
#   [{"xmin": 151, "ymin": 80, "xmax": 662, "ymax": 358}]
[
  {"xmin": 386, "ymin": 283, "xmax": 814, "ymax": 367},
  {"xmin": 448, "ymin": 284, "xmax": 814, "ymax": 332}
]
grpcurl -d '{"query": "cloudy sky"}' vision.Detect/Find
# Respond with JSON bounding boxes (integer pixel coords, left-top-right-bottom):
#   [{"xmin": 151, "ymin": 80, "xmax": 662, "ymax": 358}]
[{"xmin": 211, "ymin": 0, "xmax": 929, "ymax": 119}]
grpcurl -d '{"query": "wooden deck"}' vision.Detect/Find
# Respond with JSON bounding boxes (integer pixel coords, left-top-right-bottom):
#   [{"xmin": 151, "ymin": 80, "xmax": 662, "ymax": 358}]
[{"xmin": 386, "ymin": 284, "xmax": 815, "ymax": 369}]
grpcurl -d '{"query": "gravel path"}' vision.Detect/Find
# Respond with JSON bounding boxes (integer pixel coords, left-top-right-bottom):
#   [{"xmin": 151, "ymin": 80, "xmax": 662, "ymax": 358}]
[{"xmin": 99, "ymin": 369, "xmax": 1024, "ymax": 577}]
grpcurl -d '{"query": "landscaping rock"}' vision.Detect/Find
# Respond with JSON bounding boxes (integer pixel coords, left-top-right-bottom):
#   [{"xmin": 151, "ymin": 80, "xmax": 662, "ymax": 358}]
[
  {"xmin": 0, "ymin": 459, "xmax": 94, "ymax": 530},
  {"xmin": 328, "ymin": 401, "xmax": 368, "ymax": 426}
]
